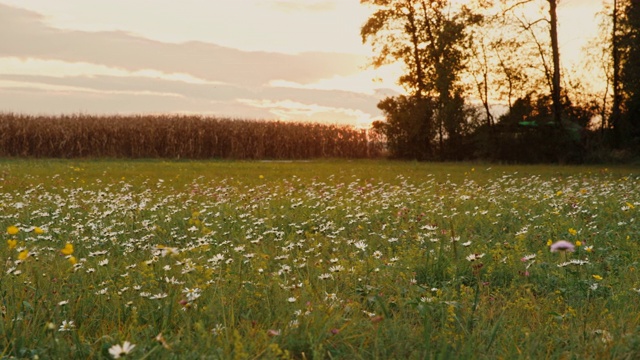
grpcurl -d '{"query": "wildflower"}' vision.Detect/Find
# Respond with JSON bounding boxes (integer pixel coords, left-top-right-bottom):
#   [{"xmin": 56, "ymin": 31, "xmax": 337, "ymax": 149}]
[
  {"xmin": 354, "ymin": 240, "xmax": 368, "ymax": 251},
  {"xmin": 549, "ymin": 240, "xmax": 575, "ymax": 252},
  {"xmin": 58, "ymin": 300, "xmax": 69, "ymax": 306},
  {"xmin": 592, "ymin": 274, "xmax": 603, "ymax": 281},
  {"xmin": 575, "ymin": 240, "xmax": 582, "ymax": 247},
  {"xmin": 521, "ymin": 254, "xmax": 536, "ymax": 262},
  {"xmin": 466, "ymin": 253, "xmax": 485, "ymax": 261},
  {"xmin": 287, "ymin": 297, "xmax": 297, "ymax": 303},
  {"xmin": 108, "ymin": 341, "xmax": 136, "ymax": 359},
  {"xmin": 61, "ymin": 243, "xmax": 74, "ymax": 256},
  {"xmin": 329, "ymin": 265, "xmax": 344, "ymax": 273},
  {"xmin": 156, "ymin": 245, "xmax": 178, "ymax": 257},
  {"xmin": 68, "ymin": 256, "xmax": 77, "ymax": 265},
  {"xmin": 584, "ymin": 245, "xmax": 594, "ymax": 253},
  {"xmin": 59, "ymin": 320, "xmax": 75, "ymax": 332},
  {"xmin": 212, "ymin": 324, "xmax": 225, "ymax": 336},
  {"xmin": 150, "ymin": 292, "xmax": 168, "ymax": 299},
  {"xmin": 99, "ymin": 259, "xmax": 109, "ymax": 266},
  {"xmin": 34, "ymin": 227, "xmax": 44, "ymax": 234},
  {"xmin": 267, "ymin": 329, "xmax": 281, "ymax": 337},
  {"xmin": 183, "ymin": 288, "xmax": 201, "ymax": 302},
  {"xmin": 7, "ymin": 225, "xmax": 19, "ymax": 235},
  {"xmin": 558, "ymin": 259, "xmax": 590, "ymax": 267},
  {"xmin": 318, "ymin": 273, "xmax": 333, "ymax": 280},
  {"xmin": 568, "ymin": 228, "xmax": 577, "ymax": 236},
  {"xmin": 7, "ymin": 239, "xmax": 17, "ymax": 250},
  {"xmin": 17, "ymin": 250, "xmax": 29, "ymax": 261}
]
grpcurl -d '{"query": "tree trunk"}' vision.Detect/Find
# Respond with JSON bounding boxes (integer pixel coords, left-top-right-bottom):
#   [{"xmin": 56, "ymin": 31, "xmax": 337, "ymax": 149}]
[
  {"xmin": 549, "ymin": 0, "xmax": 562, "ymax": 125},
  {"xmin": 611, "ymin": 0, "xmax": 622, "ymax": 144}
]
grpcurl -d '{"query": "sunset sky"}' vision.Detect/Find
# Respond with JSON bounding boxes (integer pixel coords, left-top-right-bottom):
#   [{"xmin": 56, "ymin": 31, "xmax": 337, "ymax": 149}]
[{"xmin": 0, "ymin": 0, "xmax": 604, "ymax": 128}]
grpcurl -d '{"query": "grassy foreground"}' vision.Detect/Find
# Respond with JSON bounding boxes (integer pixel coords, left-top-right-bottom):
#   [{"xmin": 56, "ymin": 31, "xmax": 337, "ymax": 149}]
[{"xmin": 1, "ymin": 159, "xmax": 639, "ymax": 359}]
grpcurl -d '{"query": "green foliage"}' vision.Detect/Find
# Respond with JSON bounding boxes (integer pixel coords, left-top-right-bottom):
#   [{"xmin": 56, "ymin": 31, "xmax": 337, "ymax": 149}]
[
  {"xmin": 373, "ymin": 95, "xmax": 436, "ymax": 160},
  {"xmin": 361, "ymin": 0, "xmax": 480, "ymax": 160},
  {"xmin": 0, "ymin": 160, "xmax": 639, "ymax": 358}
]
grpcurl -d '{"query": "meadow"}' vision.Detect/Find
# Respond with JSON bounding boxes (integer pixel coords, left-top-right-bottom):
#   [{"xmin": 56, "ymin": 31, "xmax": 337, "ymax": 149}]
[{"xmin": 1, "ymin": 159, "xmax": 639, "ymax": 359}]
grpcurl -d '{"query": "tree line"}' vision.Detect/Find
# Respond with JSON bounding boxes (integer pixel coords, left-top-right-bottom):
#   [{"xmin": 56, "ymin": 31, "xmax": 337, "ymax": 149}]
[{"xmin": 362, "ymin": 0, "xmax": 640, "ymax": 163}]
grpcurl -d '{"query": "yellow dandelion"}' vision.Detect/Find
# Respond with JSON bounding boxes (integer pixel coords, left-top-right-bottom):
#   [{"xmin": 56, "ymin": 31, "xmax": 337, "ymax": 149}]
[
  {"xmin": 7, "ymin": 225, "xmax": 19, "ymax": 235},
  {"xmin": 568, "ymin": 228, "xmax": 577, "ymax": 236},
  {"xmin": 61, "ymin": 243, "xmax": 74, "ymax": 256},
  {"xmin": 18, "ymin": 250, "xmax": 29, "ymax": 261},
  {"xmin": 575, "ymin": 240, "xmax": 582, "ymax": 247},
  {"xmin": 68, "ymin": 256, "xmax": 77, "ymax": 265},
  {"xmin": 592, "ymin": 275, "xmax": 603, "ymax": 281},
  {"xmin": 7, "ymin": 239, "xmax": 17, "ymax": 250},
  {"xmin": 547, "ymin": 239, "xmax": 553, "ymax": 246},
  {"xmin": 34, "ymin": 227, "xmax": 45, "ymax": 235}
]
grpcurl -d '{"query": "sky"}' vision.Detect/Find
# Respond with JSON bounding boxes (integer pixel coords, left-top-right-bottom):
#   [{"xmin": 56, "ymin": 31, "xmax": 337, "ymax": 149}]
[{"xmin": 0, "ymin": 0, "xmax": 605, "ymax": 128}]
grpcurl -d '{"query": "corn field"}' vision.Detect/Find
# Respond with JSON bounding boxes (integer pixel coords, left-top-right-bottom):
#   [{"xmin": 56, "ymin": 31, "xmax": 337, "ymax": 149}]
[{"xmin": 0, "ymin": 113, "xmax": 385, "ymax": 159}]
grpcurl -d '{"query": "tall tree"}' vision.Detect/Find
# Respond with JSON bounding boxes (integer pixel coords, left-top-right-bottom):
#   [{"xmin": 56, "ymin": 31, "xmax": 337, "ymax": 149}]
[
  {"xmin": 611, "ymin": 0, "xmax": 623, "ymax": 140},
  {"xmin": 548, "ymin": 0, "xmax": 562, "ymax": 125},
  {"xmin": 620, "ymin": 0, "xmax": 640, "ymax": 142},
  {"xmin": 501, "ymin": 0, "xmax": 562, "ymax": 124},
  {"xmin": 361, "ymin": 0, "xmax": 479, "ymax": 159}
]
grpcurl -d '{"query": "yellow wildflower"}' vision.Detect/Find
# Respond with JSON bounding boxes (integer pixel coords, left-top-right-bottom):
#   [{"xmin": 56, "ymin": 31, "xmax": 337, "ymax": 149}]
[
  {"xmin": 34, "ymin": 227, "xmax": 44, "ymax": 235},
  {"xmin": 547, "ymin": 239, "xmax": 553, "ymax": 246},
  {"xmin": 61, "ymin": 243, "xmax": 74, "ymax": 256},
  {"xmin": 575, "ymin": 240, "xmax": 582, "ymax": 247},
  {"xmin": 18, "ymin": 250, "xmax": 29, "ymax": 261},
  {"xmin": 7, "ymin": 239, "xmax": 17, "ymax": 250},
  {"xmin": 568, "ymin": 228, "xmax": 577, "ymax": 236},
  {"xmin": 592, "ymin": 275, "xmax": 603, "ymax": 281},
  {"xmin": 627, "ymin": 202, "xmax": 635, "ymax": 210},
  {"xmin": 68, "ymin": 256, "xmax": 77, "ymax": 265},
  {"xmin": 7, "ymin": 225, "xmax": 19, "ymax": 235}
]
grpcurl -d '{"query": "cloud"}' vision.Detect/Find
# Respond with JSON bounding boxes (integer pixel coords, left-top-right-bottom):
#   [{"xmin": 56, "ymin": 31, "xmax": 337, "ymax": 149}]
[
  {"xmin": 0, "ymin": 3, "xmax": 394, "ymax": 126},
  {"xmin": 0, "ymin": 4, "xmax": 365, "ymax": 87},
  {"xmin": 237, "ymin": 98, "xmax": 375, "ymax": 127},
  {"xmin": 269, "ymin": 1, "xmax": 336, "ymax": 12}
]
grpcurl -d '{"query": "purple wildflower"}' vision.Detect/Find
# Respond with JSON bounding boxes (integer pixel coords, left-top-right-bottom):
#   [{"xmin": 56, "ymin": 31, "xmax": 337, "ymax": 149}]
[{"xmin": 550, "ymin": 240, "xmax": 575, "ymax": 252}]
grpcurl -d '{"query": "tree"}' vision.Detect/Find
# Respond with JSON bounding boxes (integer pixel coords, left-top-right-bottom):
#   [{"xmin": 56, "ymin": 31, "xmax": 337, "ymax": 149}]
[
  {"xmin": 361, "ymin": 0, "xmax": 480, "ymax": 159},
  {"xmin": 620, "ymin": 0, "xmax": 640, "ymax": 144},
  {"xmin": 501, "ymin": 0, "xmax": 562, "ymax": 125},
  {"xmin": 372, "ymin": 95, "xmax": 436, "ymax": 160}
]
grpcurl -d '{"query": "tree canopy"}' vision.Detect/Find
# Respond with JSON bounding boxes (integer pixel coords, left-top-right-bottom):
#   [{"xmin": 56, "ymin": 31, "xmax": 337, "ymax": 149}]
[{"xmin": 362, "ymin": 0, "xmax": 640, "ymax": 162}]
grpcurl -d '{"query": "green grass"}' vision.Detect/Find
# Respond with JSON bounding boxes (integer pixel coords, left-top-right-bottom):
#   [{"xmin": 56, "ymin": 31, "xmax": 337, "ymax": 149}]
[{"xmin": 1, "ymin": 159, "xmax": 639, "ymax": 359}]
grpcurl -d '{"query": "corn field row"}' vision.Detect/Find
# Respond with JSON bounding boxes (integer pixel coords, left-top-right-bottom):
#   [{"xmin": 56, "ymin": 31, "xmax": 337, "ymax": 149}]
[{"xmin": 0, "ymin": 113, "xmax": 385, "ymax": 159}]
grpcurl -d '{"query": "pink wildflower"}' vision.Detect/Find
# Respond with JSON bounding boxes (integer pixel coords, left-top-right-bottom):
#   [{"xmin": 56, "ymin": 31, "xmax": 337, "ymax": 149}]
[{"xmin": 550, "ymin": 240, "xmax": 575, "ymax": 252}]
